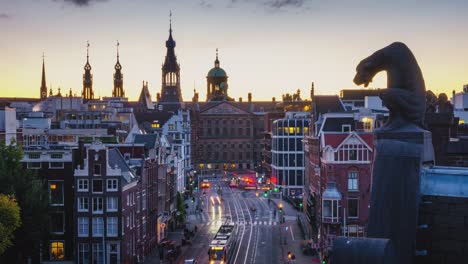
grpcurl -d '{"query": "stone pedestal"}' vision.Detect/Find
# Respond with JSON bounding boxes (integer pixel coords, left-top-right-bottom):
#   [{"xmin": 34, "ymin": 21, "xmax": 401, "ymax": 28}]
[{"xmin": 332, "ymin": 128, "xmax": 434, "ymax": 264}]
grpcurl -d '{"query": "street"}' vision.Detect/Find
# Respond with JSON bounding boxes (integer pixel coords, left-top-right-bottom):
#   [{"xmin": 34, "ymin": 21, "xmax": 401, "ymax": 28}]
[{"xmin": 179, "ymin": 177, "xmax": 283, "ymax": 264}]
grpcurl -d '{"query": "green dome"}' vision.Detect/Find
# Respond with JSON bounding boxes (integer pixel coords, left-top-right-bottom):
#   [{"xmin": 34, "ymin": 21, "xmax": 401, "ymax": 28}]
[{"xmin": 207, "ymin": 67, "xmax": 227, "ymax": 77}]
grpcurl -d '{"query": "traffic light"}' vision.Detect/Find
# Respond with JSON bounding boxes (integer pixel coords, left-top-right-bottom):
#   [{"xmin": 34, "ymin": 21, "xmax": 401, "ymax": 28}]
[
  {"xmin": 287, "ymin": 252, "xmax": 292, "ymax": 260},
  {"xmin": 191, "ymin": 197, "xmax": 195, "ymax": 203},
  {"xmin": 299, "ymin": 202, "xmax": 303, "ymax": 208},
  {"xmin": 263, "ymin": 191, "xmax": 268, "ymax": 198},
  {"xmin": 273, "ymin": 187, "xmax": 278, "ymax": 192},
  {"xmin": 278, "ymin": 203, "xmax": 283, "ymax": 213}
]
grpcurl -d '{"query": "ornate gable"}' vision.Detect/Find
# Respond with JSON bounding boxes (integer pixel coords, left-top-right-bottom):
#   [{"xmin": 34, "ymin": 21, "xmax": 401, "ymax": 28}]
[{"xmin": 201, "ymin": 102, "xmax": 250, "ymax": 115}]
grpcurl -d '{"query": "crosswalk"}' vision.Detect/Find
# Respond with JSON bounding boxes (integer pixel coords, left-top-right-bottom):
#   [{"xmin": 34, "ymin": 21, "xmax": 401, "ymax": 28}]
[{"xmin": 204, "ymin": 220, "xmax": 278, "ymax": 226}]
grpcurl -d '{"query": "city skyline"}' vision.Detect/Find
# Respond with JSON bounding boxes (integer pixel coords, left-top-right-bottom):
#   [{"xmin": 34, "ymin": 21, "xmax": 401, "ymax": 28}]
[{"xmin": 2, "ymin": 0, "xmax": 468, "ymax": 101}]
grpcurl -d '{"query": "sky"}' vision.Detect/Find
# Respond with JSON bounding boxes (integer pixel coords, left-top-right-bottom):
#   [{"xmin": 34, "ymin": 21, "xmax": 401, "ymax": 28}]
[{"xmin": 1, "ymin": 0, "xmax": 468, "ymax": 101}]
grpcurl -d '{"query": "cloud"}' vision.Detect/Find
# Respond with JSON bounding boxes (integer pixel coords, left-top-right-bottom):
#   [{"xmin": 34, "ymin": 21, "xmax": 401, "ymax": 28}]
[
  {"xmin": 200, "ymin": 0, "xmax": 306, "ymax": 10},
  {"xmin": 267, "ymin": 0, "xmax": 305, "ymax": 9},
  {"xmin": 0, "ymin": 13, "xmax": 11, "ymax": 19},
  {"xmin": 56, "ymin": 0, "xmax": 109, "ymax": 7}
]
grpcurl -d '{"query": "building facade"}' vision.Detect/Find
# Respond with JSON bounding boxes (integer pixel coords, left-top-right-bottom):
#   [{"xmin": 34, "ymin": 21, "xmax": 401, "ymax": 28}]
[{"xmin": 271, "ymin": 112, "xmax": 310, "ymax": 196}]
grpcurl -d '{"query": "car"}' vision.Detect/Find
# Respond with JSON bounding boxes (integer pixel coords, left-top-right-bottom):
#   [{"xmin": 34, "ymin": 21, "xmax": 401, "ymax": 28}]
[
  {"xmin": 250, "ymin": 206, "xmax": 256, "ymax": 212},
  {"xmin": 184, "ymin": 259, "xmax": 197, "ymax": 264},
  {"xmin": 201, "ymin": 179, "xmax": 211, "ymax": 188}
]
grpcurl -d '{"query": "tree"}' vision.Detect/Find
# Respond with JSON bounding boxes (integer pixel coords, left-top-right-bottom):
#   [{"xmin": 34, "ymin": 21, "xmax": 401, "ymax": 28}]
[
  {"xmin": 0, "ymin": 142, "xmax": 48, "ymax": 262},
  {"xmin": 176, "ymin": 192, "xmax": 187, "ymax": 224},
  {"xmin": 0, "ymin": 194, "xmax": 21, "ymax": 255}
]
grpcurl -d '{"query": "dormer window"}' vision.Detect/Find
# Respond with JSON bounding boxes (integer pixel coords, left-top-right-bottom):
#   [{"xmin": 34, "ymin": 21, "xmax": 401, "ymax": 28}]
[{"xmin": 342, "ymin": 125, "xmax": 351, "ymax": 132}]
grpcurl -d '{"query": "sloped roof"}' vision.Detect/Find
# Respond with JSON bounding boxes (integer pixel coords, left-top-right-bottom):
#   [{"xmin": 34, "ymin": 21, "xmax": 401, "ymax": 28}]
[
  {"xmin": 108, "ymin": 148, "xmax": 136, "ymax": 184},
  {"xmin": 340, "ymin": 89, "xmax": 382, "ymax": 101},
  {"xmin": 134, "ymin": 111, "xmax": 173, "ymax": 127},
  {"xmin": 314, "ymin": 95, "xmax": 346, "ymax": 117},
  {"xmin": 322, "ymin": 117, "xmax": 355, "ymax": 132},
  {"xmin": 134, "ymin": 134, "xmax": 158, "ymax": 149}
]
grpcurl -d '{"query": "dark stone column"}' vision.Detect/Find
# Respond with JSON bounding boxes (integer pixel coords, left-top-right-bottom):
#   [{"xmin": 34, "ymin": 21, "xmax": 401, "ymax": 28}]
[{"xmin": 332, "ymin": 128, "xmax": 434, "ymax": 264}]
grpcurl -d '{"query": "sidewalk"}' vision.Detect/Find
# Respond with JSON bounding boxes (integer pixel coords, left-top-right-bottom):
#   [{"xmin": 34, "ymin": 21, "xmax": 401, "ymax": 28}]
[
  {"xmin": 271, "ymin": 198, "xmax": 319, "ymax": 263},
  {"xmin": 144, "ymin": 195, "xmax": 200, "ymax": 264}
]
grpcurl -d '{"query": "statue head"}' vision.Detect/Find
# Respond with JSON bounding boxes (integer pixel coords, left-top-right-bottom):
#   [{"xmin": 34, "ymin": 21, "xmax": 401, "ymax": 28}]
[{"xmin": 353, "ymin": 50, "xmax": 386, "ymax": 87}]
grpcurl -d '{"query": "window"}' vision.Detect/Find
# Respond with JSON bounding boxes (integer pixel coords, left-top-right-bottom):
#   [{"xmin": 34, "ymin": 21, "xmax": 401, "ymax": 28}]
[
  {"xmin": 323, "ymin": 199, "xmax": 339, "ymax": 223},
  {"xmin": 50, "ymin": 212, "xmax": 64, "ymax": 234},
  {"xmin": 94, "ymin": 164, "xmax": 101, "ymax": 176},
  {"xmin": 28, "ymin": 153, "xmax": 40, "ymax": 159},
  {"xmin": 78, "ymin": 217, "xmax": 89, "ymax": 237},
  {"xmin": 78, "ymin": 197, "xmax": 89, "ymax": 212},
  {"xmin": 92, "ymin": 180, "xmax": 103, "ymax": 193},
  {"xmin": 92, "ymin": 243, "xmax": 104, "ymax": 264},
  {"xmin": 349, "ymin": 150, "xmax": 357, "ymax": 161},
  {"xmin": 92, "ymin": 217, "xmax": 104, "ymax": 237},
  {"xmin": 50, "ymin": 241, "xmax": 65, "ymax": 260},
  {"xmin": 342, "ymin": 124, "xmax": 351, "ymax": 132},
  {"xmin": 348, "ymin": 198, "xmax": 359, "ymax": 218},
  {"xmin": 142, "ymin": 190, "xmax": 147, "ymax": 211},
  {"xmin": 78, "ymin": 179, "xmax": 89, "ymax": 192},
  {"xmin": 27, "ymin": 162, "xmax": 41, "ymax": 169},
  {"xmin": 50, "ymin": 162, "xmax": 64, "ymax": 169},
  {"xmin": 49, "ymin": 181, "xmax": 64, "ymax": 205},
  {"xmin": 51, "ymin": 153, "xmax": 63, "ymax": 159},
  {"xmin": 107, "ymin": 197, "xmax": 118, "ymax": 212},
  {"xmin": 348, "ymin": 172, "xmax": 358, "ymax": 191},
  {"xmin": 78, "ymin": 243, "xmax": 89, "ymax": 264},
  {"xmin": 168, "ymin": 124, "xmax": 175, "ymax": 130},
  {"xmin": 107, "ymin": 179, "xmax": 118, "ymax": 191},
  {"xmin": 92, "ymin": 197, "xmax": 103, "ymax": 214},
  {"xmin": 107, "ymin": 217, "xmax": 118, "ymax": 237}
]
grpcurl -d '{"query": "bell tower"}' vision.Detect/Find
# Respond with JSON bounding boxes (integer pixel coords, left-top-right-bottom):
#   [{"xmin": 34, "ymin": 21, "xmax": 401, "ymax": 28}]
[
  {"xmin": 159, "ymin": 12, "xmax": 182, "ymax": 103},
  {"xmin": 112, "ymin": 41, "xmax": 125, "ymax": 98},
  {"xmin": 82, "ymin": 41, "xmax": 94, "ymax": 101}
]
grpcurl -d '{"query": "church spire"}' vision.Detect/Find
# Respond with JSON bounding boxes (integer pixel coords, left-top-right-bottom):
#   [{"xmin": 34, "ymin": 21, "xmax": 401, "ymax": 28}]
[
  {"xmin": 160, "ymin": 11, "xmax": 182, "ymax": 103},
  {"xmin": 112, "ymin": 41, "xmax": 124, "ymax": 97},
  {"xmin": 40, "ymin": 53, "xmax": 48, "ymax": 100},
  {"xmin": 215, "ymin": 48, "xmax": 220, "ymax": 68},
  {"xmin": 82, "ymin": 41, "xmax": 94, "ymax": 101}
]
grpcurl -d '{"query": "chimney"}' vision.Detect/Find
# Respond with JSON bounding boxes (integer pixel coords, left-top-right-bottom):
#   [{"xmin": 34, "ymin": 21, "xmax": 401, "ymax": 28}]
[
  {"xmin": 157, "ymin": 93, "xmax": 161, "ymax": 101},
  {"xmin": 248, "ymin": 93, "xmax": 252, "ymax": 102},
  {"xmin": 272, "ymin": 97, "xmax": 276, "ymax": 102},
  {"xmin": 239, "ymin": 97, "xmax": 243, "ymax": 102}
]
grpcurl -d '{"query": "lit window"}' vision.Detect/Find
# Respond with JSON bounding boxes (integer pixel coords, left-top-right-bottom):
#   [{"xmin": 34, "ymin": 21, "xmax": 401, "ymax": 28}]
[
  {"xmin": 107, "ymin": 197, "xmax": 118, "ymax": 212},
  {"xmin": 50, "ymin": 241, "xmax": 65, "ymax": 260},
  {"xmin": 107, "ymin": 217, "xmax": 118, "ymax": 237},
  {"xmin": 78, "ymin": 217, "xmax": 89, "ymax": 237},
  {"xmin": 92, "ymin": 197, "xmax": 103, "ymax": 214},
  {"xmin": 78, "ymin": 197, "xmax": 89, "ymax": 212},
  {"xmin": 348, "ymin": 172, "xmax": 358, "ymax": 191},
  {"xmin": 92, "ymin": 217, "xmax": 104, "ymax": 237},
  {"xmin": 49, "ymin": 181, "xmax": 64, "ymax": 205},
  {"xmin": 151, "ymin": 123, "xmax": 160, "ymax": 128},
  {"xmin": 78, "ymin": 179, "xmax": 89, "ymax": 192},
  {"xmin": 107, "ymin": 179, "xmax": 118, "ymax": 191}
]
